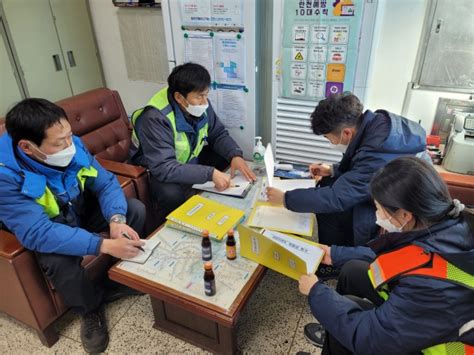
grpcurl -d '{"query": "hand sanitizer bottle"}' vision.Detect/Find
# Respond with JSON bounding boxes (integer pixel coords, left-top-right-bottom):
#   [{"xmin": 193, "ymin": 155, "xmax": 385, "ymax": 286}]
[{"xmin": 253, "ymin": 137, "xmax": 265, "ymax": 166}]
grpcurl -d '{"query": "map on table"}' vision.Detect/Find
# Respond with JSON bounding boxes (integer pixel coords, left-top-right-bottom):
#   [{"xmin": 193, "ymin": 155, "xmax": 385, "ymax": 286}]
[{"xmin": 117, "ymin": 226, "xmax": 259, "ymax": 311}]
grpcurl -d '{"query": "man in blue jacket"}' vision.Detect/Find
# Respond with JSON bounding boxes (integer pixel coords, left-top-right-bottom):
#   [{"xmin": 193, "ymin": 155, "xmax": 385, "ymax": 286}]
[
  {"xmin": 130, "ymin": 63, "xmax": 256, "ymax": 222},
  {"xmin": 267, "ymin": 93, "xmax": 426, "ymax": 277},
  {"xmin": 0, "ymin": 99, "xmax": 146, "ymax": 353}
]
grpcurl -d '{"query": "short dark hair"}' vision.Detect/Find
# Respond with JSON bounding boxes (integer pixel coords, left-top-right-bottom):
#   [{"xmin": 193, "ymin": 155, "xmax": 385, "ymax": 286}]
[
  {"xmin": 370, "ymin": 156, "xmax": 457, "ymax": 226},
  {"xmin": 5, "ymin": 98, "xmax": 67, "ymax": 146},
  {"xmin": 168, "ymin": 62, "xmax": 211, "ymax": 98},
  {"xmin": 310, "ymin": 93, "xmax": 363, "ymax": 135}
]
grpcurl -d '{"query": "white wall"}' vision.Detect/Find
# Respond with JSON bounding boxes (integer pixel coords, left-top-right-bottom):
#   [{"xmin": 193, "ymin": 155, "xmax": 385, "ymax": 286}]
[
  {"xmin": 88, "ymin": 0, "xmax": 166, "ymax": 115},
  {"xmin": 364, "ymin": 0, "xmax": 470, "ymax": 132}
]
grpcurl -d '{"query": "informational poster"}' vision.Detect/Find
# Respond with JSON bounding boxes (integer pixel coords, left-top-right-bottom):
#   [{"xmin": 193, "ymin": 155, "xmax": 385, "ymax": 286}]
[
  {"xmin": 214, "ymin": 32, "xmax": 246, "ymax": 84},
  {"xmin": 281, "ymin": 0, "xmax": 364, "ymax": 100},
  {"xmin": 184, "ymin": 32, "xmax": 215, "ymax": 81},
  {"xmin": 211, "ymin": 0, "xmax": 243, "ymax": 27},
  {"xmin": 180, "ymin": 0, "xmax": 243, "ymax": 27},
  {"xmin": 215, "ymin": 84, "xmax": 247, "ymax": 128},
  {"xmin": 180, "ymin": 0, "xmax": 212, "ymax": 26}
]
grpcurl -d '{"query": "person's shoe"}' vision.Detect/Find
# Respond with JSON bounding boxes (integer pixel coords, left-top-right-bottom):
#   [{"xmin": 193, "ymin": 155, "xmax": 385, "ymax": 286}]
[
  {"xmin": 303, "ymin": 323, "xmax": 326, "ymax": 348},
  {"xmin": 316, "ymin": 264, "xmax": 340, "ymax": 280},
  {"xmin": 103, "ymin": 284, "xmax": 144, "ymax": 304},
  {"xmin": 80, "ymin": 307, "xmax": 109, "ymax": 353}
]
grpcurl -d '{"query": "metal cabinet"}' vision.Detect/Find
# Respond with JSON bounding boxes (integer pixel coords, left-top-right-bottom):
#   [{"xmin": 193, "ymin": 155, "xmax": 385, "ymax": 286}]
[{"xmin": 0, "ymin": 0, "xmax": 104, "ymax": 104}]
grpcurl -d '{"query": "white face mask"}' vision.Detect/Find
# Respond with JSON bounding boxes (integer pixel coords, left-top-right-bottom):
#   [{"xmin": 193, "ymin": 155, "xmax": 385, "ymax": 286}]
[
  {"xmin": 329, "ymin": 130, "xmax": 350, "ymax": 153},
  {"xmin": 31, "ymin": 142, "xmax": 76, "ymax": 167},
  {"xmin": 375, "ymin": 213, "xmax": 407, "ymax": 233},
  {"xmin": 185, "ymin": 100, "xmax": 208, "ymax": 117}
]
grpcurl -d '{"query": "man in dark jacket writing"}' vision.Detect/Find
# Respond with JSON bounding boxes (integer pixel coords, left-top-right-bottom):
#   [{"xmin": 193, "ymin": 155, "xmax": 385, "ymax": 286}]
[{"xmin": 130, "ymin": 63, "xmax": 255, "ymax": 222}]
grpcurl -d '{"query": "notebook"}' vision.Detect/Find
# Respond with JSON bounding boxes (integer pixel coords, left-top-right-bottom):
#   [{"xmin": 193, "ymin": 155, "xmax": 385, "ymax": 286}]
[
  {"xmin": 122, "ymin": 238, "xmax": 161, "ymax": 264},
  {"xmin": 166, "ymin": 195, "xmax": 245, "ymax": 240}
]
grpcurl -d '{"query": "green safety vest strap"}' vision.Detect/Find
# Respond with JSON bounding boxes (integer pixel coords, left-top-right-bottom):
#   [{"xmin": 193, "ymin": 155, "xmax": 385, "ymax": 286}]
[
  {"xmin": 131, "ymin": 87, "xmax": 209, "ymax": 164},
  {"xmin": 35, "ymin": 166, "xmax": 98, "ymax": 218},
  {"xmin": 423, "ymin": 342, "xmax": 474, "ymax": 355}
]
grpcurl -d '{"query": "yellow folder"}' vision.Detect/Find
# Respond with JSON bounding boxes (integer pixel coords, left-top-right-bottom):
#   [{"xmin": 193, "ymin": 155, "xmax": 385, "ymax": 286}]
[
  {"xmin": 166, "ymin": 195, "xmax": 245, "ymax": 240},
  {"xmin": 237, "ymin": 225, "xmax": 324, "ymax": 280}
]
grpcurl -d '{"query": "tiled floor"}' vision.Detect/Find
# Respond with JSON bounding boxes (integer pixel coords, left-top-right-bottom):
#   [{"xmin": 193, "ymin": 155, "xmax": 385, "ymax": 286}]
[{"xmin": 0, "ymin": 270, "xmax": 324, "ymax": 354}]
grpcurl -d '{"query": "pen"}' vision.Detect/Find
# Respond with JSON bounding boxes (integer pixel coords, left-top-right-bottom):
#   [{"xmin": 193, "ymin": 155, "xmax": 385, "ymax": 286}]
[
  {"xmin": 229, "ymin": 184, "xmax": 240, "ymax": 188},
  {"xmin": 121, "ymin": 232, "xmax": 145, "ymax": 252}
]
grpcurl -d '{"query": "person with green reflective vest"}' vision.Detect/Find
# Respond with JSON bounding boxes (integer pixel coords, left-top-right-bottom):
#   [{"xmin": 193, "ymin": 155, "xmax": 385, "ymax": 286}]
[
  {"xmin": 297, "ymin": 157, "xmax": 473, "ymax": 354},
  {"xmin": 129, "ymin": 63, "xmax": 256, "ymax": 222},
  {"xmin": 0, "ymin": 99, "xmax": 146, "ymax": 353}
]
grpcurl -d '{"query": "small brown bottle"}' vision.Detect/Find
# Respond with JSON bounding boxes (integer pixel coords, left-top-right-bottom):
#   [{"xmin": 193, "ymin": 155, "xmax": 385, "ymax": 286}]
[
  {"xmin": 201, "ymin": 230, "xmax": 212, "ymax": 261},
  {"xmin": 203, "ymin": 262, "xmax": 216, "ymax": 296},
  {"xmin": 226, "ymin": 229, "xmax": 237, "ymax": 260}
]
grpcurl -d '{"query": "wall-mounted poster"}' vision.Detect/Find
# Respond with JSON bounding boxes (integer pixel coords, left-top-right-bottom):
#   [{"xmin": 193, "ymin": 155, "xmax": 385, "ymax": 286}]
[{"xmin": 281, "ymin": 0, "xmax": 364, "ymax": 100}]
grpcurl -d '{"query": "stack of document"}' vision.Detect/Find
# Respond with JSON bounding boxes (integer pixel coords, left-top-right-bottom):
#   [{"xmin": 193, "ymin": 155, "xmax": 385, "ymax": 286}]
[
  {"xmin": 166, "ymin": 195, "xmax": 245, "ymax": 240},
  {"xmin": 192, "ymin": 175, "xmax": 252, "ymax": 198}
]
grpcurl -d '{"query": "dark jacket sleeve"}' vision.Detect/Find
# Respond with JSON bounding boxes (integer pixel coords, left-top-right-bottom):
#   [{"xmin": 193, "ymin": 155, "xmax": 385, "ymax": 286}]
[
  {"xmin": 137, "ymin": 109, "xmax": 214, "ymax": 184},
  {"xmin": 284, "ymin": 154, "xmax": 388, "ymax": 214},
  {"xmin": 308, "ymin": 278, "xmax": 466, "ymax": 354},
  {"xmin": 206, "ymin": 102, "xmax": 243, "ymax": 161},
  {"xmin": 331, "ymin": 245, "xmax": 376, "ymax": 268}
]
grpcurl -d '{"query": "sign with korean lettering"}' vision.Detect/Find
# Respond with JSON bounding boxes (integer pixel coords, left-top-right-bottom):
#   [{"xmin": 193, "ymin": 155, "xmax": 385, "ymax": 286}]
[{"xmin": 281, "ymin": 0, "xmax": 364, "ymax": 100}]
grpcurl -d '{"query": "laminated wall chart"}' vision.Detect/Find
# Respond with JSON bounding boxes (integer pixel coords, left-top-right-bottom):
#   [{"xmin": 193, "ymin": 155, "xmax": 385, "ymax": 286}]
[
  {"xmin": 180, "ymin": 0, "xmax": 247, "ymax": 129},
  {"xmin": 282, "ymin": 0, "xmax": 363, "ymax": 100}
]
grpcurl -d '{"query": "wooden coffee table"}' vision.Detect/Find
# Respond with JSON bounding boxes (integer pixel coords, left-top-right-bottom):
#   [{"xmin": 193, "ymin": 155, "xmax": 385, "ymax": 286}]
[
  {"xmin": 109, "ymin": 242, "xmax": 265, "ymax": 354},
  {"xmin": 109, "ymin": 178, "xmax": 266, "ymax": 354}
]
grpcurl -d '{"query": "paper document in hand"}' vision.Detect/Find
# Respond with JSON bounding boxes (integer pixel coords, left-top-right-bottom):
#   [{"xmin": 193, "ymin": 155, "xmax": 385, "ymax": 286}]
[
  {"xmin": 123, "ymin": 238, "xmax": 162, "ymax": 264},
  {"xmin": 192, "ymin": 175, "xmax": 252, "ymax": 198},
  {"xmin": 247, "ymin": 203, "xmax": 314, "ymax": 237},
  {"xmin": 264, "ymin": 143, "xmax": 274, "ymax": 187},
  {"xmin": 238, "ymin": 225, "xmax": 323, "ymax": 280},
  {"xmin": 259, "ymin": 179, "xmax": 316, "ymax": 201}
]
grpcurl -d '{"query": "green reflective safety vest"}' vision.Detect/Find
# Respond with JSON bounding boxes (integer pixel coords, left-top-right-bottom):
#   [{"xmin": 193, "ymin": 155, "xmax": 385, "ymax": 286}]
[
  {"xmin": 367, "ymin": 244, "xmax": 474, "ymax": 355},
  {"xmin": 131, "ymin": 87, "xmax": 209, "ymax": 164},
  {"xmin": 35, "ymin": 166, "xmax": 98, "ymax": 218}
]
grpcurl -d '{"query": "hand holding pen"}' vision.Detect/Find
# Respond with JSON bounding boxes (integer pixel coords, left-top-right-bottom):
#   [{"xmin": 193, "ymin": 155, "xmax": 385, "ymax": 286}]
[{"xmin": 122, "ymin": 232, "xmax": 145, "ymax": 252}]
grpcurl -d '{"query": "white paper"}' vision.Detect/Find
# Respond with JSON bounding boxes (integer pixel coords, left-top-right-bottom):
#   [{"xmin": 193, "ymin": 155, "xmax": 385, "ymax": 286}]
[
  {"xmin": 184, "ymin": 32, "xmax": 215, "ymax": 81},
  {"xmin": 262, "ymin": 230, "xmax": 323, "ymax": 273},
  {"xmin": 192, "ymin": 175, "xmax": 251, "ymax": 197},
  {"xmin": 259, "ymin": 179, "xmax": 316, "ymax": 201},
  {"xmin": 215, "ymin": 84, "xmax": 246, "ymax": 128},
  {"xmin": 249, "ymin": 206, "xmax": 313, "ymax": 237},
  {"xmin": 123, "ymin": 239, "xmax": 162, "ymax": 264},
  {"xmin": 214, "ymin": 33, "xmax": 246, "ymax": 84},
  {"xmin": 264, "ymin": 143, "xmax": 274, "ymax": 187},
  {"xmin": 211, "ymin": 0, "xmax": 243, "ymax": 26},
  {"xmin": 180, "ymin": 0, "xmax": 211, "ymax": 26}
]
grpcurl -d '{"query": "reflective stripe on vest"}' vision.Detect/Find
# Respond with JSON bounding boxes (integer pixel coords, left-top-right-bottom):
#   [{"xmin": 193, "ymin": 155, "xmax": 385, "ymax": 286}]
[
  {"xmin": 34, "ymin": 166, "xmax": 98, "ymax": 218},
  {"xmin": 367, "ymin": 244, "xmax": 474, "ymax": 355},
  {"xmin": 131, "ymin": 87, "xmax": 209, "ymax": 164}
]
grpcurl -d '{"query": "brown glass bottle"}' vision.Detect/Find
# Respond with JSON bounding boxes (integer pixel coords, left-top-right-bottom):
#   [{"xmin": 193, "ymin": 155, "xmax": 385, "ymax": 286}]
[
  {"xmin": 203, "ymin": 262, "xmax": 216, "ymax": 296},
  {"xmin": 201, "ymin": 230, "xmax": 212, "ymax": 261},
  {"xmin": 226, "ymin": 229, "xmax": 237, "ymax": 260}
]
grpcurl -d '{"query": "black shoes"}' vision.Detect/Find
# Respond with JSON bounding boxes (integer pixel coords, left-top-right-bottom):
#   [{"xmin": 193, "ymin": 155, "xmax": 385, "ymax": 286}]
[
  {"xmin": 316, "ymin": 264, "xmax": 340, "ymax": 280},
  {"xmin": 80, "ymin": 307, "xmax": 109, "ymax": 353},
  {"xmin": 303, "ymin": 323, "xmax": 326, "ymax": 348}
]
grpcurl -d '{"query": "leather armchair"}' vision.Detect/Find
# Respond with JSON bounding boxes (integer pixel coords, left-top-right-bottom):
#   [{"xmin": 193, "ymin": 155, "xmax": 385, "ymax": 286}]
[{"xmin": 56, "ymin": 88, "xmax": 157, "ymax": 233}]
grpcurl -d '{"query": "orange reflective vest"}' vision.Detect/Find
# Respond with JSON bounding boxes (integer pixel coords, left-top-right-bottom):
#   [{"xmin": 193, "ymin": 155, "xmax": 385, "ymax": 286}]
[{"xmin": 368, "ymin": 244, "xmax": 474, "ymax": 355}]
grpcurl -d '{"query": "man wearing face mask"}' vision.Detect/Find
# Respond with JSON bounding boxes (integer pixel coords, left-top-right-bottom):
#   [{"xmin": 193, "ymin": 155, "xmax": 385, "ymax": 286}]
[
  {"xmin": 0, "ymin": 99, "xmax": 146, "ymax": 353},
  {"xmin": 266, "ymin": 93, "xmax": 426, "ymax": 270},
  {"xmin": 130, "ymin": 62, "xmax": 256, "ymax": 222}
]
